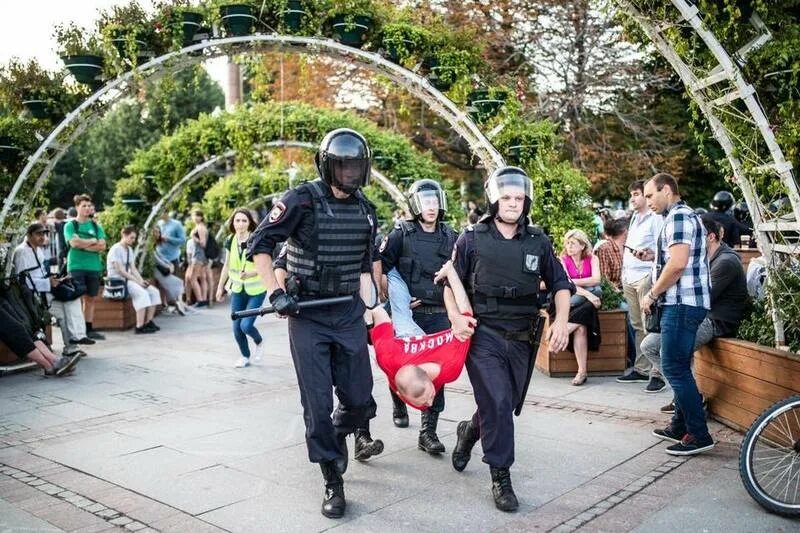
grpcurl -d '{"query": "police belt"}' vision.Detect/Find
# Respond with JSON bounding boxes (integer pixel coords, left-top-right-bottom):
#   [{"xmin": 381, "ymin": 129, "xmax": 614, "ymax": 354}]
[
  {"xmin": 299, "ymin": 279, "xmax": 360, "ymax": 297},
  {"xmin": 413, "ymin": 304, "xmax": 447, "ymax": 315},
  {"xmin": 478, "ymin": 323, "xmax": 531, "ymax": 343}
]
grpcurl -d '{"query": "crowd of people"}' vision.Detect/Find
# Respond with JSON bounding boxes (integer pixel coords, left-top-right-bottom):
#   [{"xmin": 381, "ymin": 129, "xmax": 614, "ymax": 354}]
[{"xmin": 0, "ymin": 126, "xmax": 758, "ymax": 519}]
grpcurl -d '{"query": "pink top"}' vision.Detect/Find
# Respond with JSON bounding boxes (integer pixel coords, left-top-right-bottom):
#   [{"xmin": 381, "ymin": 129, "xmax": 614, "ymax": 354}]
[{"xmin": 562, "ymin": 255, "xmax": 593, "ymax": 279}]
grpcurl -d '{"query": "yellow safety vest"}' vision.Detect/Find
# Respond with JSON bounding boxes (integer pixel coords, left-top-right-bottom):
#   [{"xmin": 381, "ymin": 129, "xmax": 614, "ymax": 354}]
[{"xmin": 226, "ymin": 237, "xmax": 266, "ymax": 296}]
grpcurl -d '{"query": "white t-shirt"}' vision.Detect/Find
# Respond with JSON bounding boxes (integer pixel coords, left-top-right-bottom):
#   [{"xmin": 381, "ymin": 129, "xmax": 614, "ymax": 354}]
[{"xmin": 106, "ymin": 243, "xmax": 132, "ymax": 280}]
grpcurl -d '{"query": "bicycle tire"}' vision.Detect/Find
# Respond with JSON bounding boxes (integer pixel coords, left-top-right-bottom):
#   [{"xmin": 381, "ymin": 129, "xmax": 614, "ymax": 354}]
[{"xmin": 739, "ymin": 395, "xmax": 800, "ymax": 517}]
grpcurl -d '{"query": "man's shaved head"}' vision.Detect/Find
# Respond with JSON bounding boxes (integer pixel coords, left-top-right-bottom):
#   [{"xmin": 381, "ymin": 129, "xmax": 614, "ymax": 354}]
[{"xmin": 395, "ymin": 365, "xmax": 435, "ymax": 407}]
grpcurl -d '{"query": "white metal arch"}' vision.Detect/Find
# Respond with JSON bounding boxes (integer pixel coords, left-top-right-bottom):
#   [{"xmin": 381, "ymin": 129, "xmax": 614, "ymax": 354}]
[
  {"xmin": 134, "ymin": 140, "xmax": 407, "ymax": 269},
  {"xmin": 0, "ymin": 33, "xmax": 504, "ymax": 242},
  {"xmin": 617, "ymin": 0, "xmax": 800, "ymax": 345}
]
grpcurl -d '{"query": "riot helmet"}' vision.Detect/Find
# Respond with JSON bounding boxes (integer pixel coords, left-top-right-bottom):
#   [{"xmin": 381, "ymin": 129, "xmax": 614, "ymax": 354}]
[
  {"xmin": 485, "ymin": 166, "xmax": 534, "ymax": 224},
  {"xmin": 315, "ymin": 128, "xmax": 371, "ymax": 194},
  {"xmin": 407, "ymin": 179, "xmax": 447, "ymax": 221},
  {"xmin": 733, "ymin": 202, "xmax": 750, "ymax": 223},
  {"xmin": 694, "ymin": 207, "xmax": 708, "ymax": 215},
  {"xmin": 710, "ymin": 190, "xmax": 734, "ymax": 212}
]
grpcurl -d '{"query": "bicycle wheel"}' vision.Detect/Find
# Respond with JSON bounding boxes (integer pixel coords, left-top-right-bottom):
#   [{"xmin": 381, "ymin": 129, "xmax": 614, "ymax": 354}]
[{"xmin": 739, "ymin": 395, "xmax": 800, "ymax": 517}]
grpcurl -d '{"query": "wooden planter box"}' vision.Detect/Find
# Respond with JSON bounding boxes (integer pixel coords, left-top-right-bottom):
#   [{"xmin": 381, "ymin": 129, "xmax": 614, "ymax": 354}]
[
  {"xmin": 535, "ymin": 309, "xmax": 628, "ymax": 377},
  {"xmin": 733, "ymin": 246, "xmax": 760, "ymax": 272},
  {"xmin": 695, "ymin": 337, "xmax": 800, "ymax": 431},
  {"xmin": 0, "ymin": 326, "xmax": 52, "ymax": 364},
  {"xmin": 93, "ymin": 298, "xmax": 136, "ymax": 331}
]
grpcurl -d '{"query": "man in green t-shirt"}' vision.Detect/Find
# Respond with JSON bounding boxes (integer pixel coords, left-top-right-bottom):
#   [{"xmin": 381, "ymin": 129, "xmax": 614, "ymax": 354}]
[{"xmin": 64, "ymin": 194, "xmax": 107, "ymax": 340}]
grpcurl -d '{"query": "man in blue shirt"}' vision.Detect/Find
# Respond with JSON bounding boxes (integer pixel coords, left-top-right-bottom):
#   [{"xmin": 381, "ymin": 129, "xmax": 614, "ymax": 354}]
[{"xmin": 156, "ymin": 212, "xmax": 186, "ymax": 269}]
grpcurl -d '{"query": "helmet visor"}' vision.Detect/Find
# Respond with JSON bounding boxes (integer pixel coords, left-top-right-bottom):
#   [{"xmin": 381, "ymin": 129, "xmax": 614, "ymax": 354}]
[
  {"xmin": 485, "ymin": 172, "xmax": 533, "ymax": 204},
  {"xmin": 328, "ymin": 157, "xmax": 370, "ymax": 193},
  {"xmin": 410, "ymin": 189, "xmax": 446, "ymax": 216}
]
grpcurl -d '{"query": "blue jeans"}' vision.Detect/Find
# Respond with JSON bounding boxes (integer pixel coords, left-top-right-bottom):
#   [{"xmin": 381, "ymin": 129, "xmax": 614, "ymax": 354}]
[
  {"xmin": 660, "ymin": 304, "xmax": 710, "ymax": 440},
  {"xmin": 570, "ymin": 285, "xmax": 602, "ymax": 307},
  {"xmin": 231, "ymin": 290, "xmax": 266, "ymax": 357},
  {"xmin": 387, "ymin": 268, "xmax": 424, "ymax": 338}
]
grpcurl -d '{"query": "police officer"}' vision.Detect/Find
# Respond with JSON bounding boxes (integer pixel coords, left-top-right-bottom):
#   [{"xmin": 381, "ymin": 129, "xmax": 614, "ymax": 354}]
[
  {"xmin": 707, "ymin": 190, "xmax": 741, "ymax": 246},
  {"xmin": 445, "ymin": 166, "xmax": 572, "ymax": 512},
  {"xmin": 379, "ymin": 179, "xmax": 457, "ymax": 454},
  {"xmin": 248, "ymin": 128, "xmax": 383, "ymax": 519}
]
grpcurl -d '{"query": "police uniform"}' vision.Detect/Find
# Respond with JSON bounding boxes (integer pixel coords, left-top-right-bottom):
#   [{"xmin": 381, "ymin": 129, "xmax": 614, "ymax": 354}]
[
  {"xmin": 247, "ymin": 178, "xmax": 378, "ymax": 465},
  {"xmin": 380, "ymin": 219, "xmax": 457, "ymax": 448},
  {"xmin": 452, "ymin": 217, "xmax": 572, "ymax": 467},
  {"xmin": 705, "ymin": 210, "xmax": 742, "ymax": 247}
]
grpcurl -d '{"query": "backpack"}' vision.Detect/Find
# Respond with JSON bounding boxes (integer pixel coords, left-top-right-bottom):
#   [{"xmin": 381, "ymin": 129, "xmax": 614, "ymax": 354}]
[{"xmin": 204, "ymin": 232, "xmax": 221, "ymax": 261}]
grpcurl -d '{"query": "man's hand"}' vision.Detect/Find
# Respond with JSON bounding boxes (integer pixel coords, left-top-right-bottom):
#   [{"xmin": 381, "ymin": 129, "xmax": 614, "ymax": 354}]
[
  {"xmin": 633, "ymin": 248, "xmax": 655, "ymax": 262},
  {"xmin": 216, "ymin": 288, "xmax": 225, "ymax": 303},
  {"xmin": 548, "ymin": 319, "xmax": 570, "ymax": 353},
  {"xmin": 409, "ymin": 298, "xmax": 422, "ymax": 310},
  {"xmin": 640, "ymin": 293, "xmax": 654, "ymax": 316},
  {"xmin": 49, "ymin": 277, "xmax": 61, "ymax": 288},
  {"xmin": 450, "ymin": 314, "xmax": 477, "ymax": 342},
  {"xmin": 269, "ymin": 288, "xmax": 298, "ymax": 317},
  {"xmin": 433, "ymin": 260, "xmax": 453, "ymax": 284}
]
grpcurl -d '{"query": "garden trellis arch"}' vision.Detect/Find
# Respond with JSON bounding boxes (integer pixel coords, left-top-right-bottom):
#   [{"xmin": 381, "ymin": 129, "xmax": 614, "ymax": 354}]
[
  {"xmin": 0, "ymin": 0, "xmax": 798, "ymax": 341},
  {"xmin": 0, "ymin": 33, "xmax": 504, "ymax": 244},
  {"xmin": 133, "ymin": 139, "xmax": 407, "ymax": 269}
]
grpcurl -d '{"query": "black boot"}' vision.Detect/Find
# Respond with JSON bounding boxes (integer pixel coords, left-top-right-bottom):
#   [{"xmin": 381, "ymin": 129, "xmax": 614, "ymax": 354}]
[
  {"xmin": 320, "ymin": 461, "xmax": 346, "ymax": 518},
  {"xmin": 391, "ymin": 390, "xmax": 409, "ymax": 428},
  {"xmin": 451, "ymin": 419, "xmax": 479, "ymax": 472},
  {"xmin": 354, "ymin": 427, "xmax": 384, "ymax": 461},
  {"xmin": 418, "ymin": 410, "xmax": 446, "ymax": 454},
  {"xmin": 335, "ymin": 433, "xmax": 348, "ymax": 475},
  {"xmin": 490, "ymin": 467, "xmax": 519, "ymax": 512}
]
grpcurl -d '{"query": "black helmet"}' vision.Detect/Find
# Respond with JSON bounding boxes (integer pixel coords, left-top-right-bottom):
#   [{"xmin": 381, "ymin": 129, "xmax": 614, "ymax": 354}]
[
  {"xmin": 315, "ymin": 128, "xmax": 371, "ymax": 194},
  {"xmin": 407, "ymin": 179, "xmax": 446, "ymax": 220},
  {"xmin": 694, "ymin": 207, "xmax": 708, "ymax": 215},
  {"xmin": 733, "ymin": 202, "xmax": 750, "ymax": 223},
  {"xmin": 485, "ymin": 166, "xmax": 534, "ymax": 224},
  {"xmin": 710, "ymin": 190, "xmax": 734, "ymax": 212}
]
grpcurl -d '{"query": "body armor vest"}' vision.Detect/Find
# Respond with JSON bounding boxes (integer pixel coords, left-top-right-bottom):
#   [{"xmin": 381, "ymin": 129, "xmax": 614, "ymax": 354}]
[
  {"xmin": 396, "ymin": 221, "xmax": 457, "ymax": 306},
  {"xmin": 285, "ymin": 179, "xmax": 373, "ymax": 296},
  {"xmin": 469, "ymin": 222, "xmax": 546, "ymax": 320}
]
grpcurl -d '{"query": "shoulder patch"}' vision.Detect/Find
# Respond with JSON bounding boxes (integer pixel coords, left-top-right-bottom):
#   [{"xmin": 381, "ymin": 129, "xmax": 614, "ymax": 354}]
[
  {"xmin": 268, "ymin": 201, "xmax": 287, "ymax": 224},
  {"xmin": 379, "ymin": 235, "xmax": 388, "ymax": 253},
  {"xmin": 465, "ymin": 224, "xmax": 475, "ymax": 232}
]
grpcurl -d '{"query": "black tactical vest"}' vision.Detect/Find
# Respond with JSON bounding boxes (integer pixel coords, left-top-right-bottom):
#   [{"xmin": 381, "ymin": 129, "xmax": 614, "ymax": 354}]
[
  {"xmin": 396, "ymin": 221, "xmax": 457, "ymax": 305},
  {"xmin": 469, "ymin": 222, "xmax": 547, "ymax": 320},
  {"xmin": 285, "ymin": 180, "xmax": 373, "ymax": 296}
]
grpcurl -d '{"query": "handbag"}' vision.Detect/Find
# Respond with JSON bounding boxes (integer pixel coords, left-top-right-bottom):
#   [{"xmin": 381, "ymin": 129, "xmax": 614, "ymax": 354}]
[
  {"xmin": 103, "ymin": 247, "xmax": 130, "ymax": 301},
  {"xmin": 52, "ymin": 277, "xmax": 86, "ymax": 301},
  {"xmin": 645, "ymin": 232, "xmax": 664, "ymax": 334},
  {"xmin": 155, "ymin": 263, "xmax": 171, "ymax": 276}
]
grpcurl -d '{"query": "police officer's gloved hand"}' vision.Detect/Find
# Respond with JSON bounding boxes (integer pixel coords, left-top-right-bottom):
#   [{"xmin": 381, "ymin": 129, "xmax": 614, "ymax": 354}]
[{"xmin": 269, "ymin": 288, "xmax": 299, "ymax": 316}]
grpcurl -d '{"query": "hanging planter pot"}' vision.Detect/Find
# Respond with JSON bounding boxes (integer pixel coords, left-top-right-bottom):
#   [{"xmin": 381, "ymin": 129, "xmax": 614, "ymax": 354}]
[
  {"xmin": 421, "ymin": 57, "xmax": 455, "ymax": 91},
  {"xmin": 467, "ymin": 89, "xmax": 508, "ymax": 121},
  {"xmin": 371, "ymin": 152, "xmax": 394, "ymax": 171},
  {"xmin": 0, "ymin": 136, "xmax": 22, "ymax": 166},
  {"xmin": 62, "ymin": 55, "xmax": 104, "ymax": 85},
  {"xmin": 383, "ymin": 38, "xmax": 415, "ymax": 63},
  {"xmin": 329, "ymin": 15, "xmax": 373, "ymax": 48},
  {"xmin": 505, "ymin": 138, "xmax": 540, "ymax": 165},
  {"xmin": 281, "ymin": 0, "xmax": 308, "ymax": 34},
  {"xmin": 179, "ymin": 10, "xmax": 204, "ymax": 45},
  {"xmin": 134, "ymin": 50, "xmax": 156, "ymax": 67},
  {"xmin": 219, "ymin": 4, "xmax": 257, "ymax": 37},
  {"xmin": 110, "ymin": 28, "xmax": 149, "ymax": 58},
  {"xmin": 226, "ymin": 197, "xmax": 238, "ymax": 207},
  {"xmin": 21, "ymin": 90, "xmax": 50, "ymax": 120}
]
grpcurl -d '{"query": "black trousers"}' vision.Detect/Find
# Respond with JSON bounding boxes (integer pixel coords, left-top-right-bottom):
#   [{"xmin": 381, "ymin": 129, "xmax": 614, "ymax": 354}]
[
  {"xmin": 389, "ymin": 311, "xmax": 451, "ymax": 414},
  {"xmin": 288, "ymin": 300, "xmax": 376, "ymax": 464},
  {"xmin": 466, "ymin": 327, "xmax": 532, "ymax": 469},
  {"xmin": 0, "ymin": 303, "xmax": 36, "ymax": 357}
]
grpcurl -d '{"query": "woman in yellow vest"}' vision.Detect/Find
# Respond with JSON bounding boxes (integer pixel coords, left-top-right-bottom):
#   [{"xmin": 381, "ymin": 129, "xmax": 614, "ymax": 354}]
[{"xmin": 216, "ymin": 208, "xmax": 267, "ymax": 368}]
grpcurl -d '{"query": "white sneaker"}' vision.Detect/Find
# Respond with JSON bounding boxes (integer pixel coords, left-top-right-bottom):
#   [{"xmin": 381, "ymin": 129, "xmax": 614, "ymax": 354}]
[
  {"xmin": 252, "ymin": 342, "xmax": 264, "ymax": 363},
  {"xmin": 234, "ymin": 356, "xmax": 250, "ymax": 368}
]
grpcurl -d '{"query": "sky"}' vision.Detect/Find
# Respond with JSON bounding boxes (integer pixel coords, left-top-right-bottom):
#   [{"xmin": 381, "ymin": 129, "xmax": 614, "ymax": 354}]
[{"xmin": 0, "ymin": 0, "xmax": 227, "ymax": 88}]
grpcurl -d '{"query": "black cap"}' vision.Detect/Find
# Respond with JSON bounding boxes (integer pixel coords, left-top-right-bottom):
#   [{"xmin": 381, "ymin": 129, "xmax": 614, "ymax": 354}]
[{"xmin": 26, "ymin": 222, "xmax": 48, "ymax": 235}]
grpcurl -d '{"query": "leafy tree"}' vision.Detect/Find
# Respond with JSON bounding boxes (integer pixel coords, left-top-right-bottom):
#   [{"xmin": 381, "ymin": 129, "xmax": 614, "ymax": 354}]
[{"xmin": 46, "ymin": 67, "xmax": 223, "ymax": 208}]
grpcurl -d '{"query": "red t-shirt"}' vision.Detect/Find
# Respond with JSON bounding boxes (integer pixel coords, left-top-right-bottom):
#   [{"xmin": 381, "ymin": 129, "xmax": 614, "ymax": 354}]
[{"xmin": 371, "ymin": 315, "xmax": 472, "ymax": 408}]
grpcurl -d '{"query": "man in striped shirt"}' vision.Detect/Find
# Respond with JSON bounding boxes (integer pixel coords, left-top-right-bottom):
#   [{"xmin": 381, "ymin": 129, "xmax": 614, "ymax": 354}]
[{"xmin": 638, "ymin": 173, "xmax": 713, "ymax": 456}]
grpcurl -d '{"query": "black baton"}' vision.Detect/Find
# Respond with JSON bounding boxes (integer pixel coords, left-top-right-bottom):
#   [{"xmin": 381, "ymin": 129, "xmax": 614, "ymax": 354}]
[
  {"xmin": 230, "ymin": 295, "xmax": 354, "ymax": 320},
  {"xmin": 515, "ymin": 315, "xmax": 546, "ymax": 416}
]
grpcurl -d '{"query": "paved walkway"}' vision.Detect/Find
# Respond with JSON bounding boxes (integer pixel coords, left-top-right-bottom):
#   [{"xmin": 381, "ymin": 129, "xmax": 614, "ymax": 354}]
[{"xmin": 0, "ymin": 306, "xmax": 796, "ymax": 532}]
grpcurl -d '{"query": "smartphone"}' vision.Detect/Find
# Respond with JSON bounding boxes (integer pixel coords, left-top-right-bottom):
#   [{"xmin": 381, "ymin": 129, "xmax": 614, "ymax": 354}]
[{"xmin": 623, "ymin": 244, "xmax": 637, "ymax": 253}]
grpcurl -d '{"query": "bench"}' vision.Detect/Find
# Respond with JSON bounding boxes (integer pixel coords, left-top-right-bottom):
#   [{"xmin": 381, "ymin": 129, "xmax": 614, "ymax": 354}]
[
  {"xmin": 535, "ymin": 309, "xmax": 628, "ymax": 377},
  {"xmin": 93, "ymin": 298, "xmax": 136, "ymax": 331}
]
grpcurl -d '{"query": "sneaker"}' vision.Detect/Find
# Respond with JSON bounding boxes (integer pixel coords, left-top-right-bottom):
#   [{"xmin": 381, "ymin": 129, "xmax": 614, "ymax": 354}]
[
  {"xmin": 616, "ymin": 370, "xmax": 649, "ymax": 383},
  {"xmin": 660, "ymin": 401, "xmax": 675, "ymax": 414},
  {"xmin": 252, "ymin": 342, "xmax": 264, "ymax": 363},
  {"xmin": 72, "ymin": 337, "xmax": 96, "ymax": 345},
  {"xmin": 652, "ymin": 426, "xmax": 684, "ymax": 444},
  {"xmin": 645, "ymin": 376, "xmax": 667, "ymax": 393},
  {"xmin": 235, "ymin": 356, "xmax": 250, "ymax": 368},
  {"xmin": 135, "ymin": 325, "xmax": 156, "ymax": 334},
  {"xmin": 665, "ymin": 434, "xmax": 715, "ymax": 456},
  {"xmin": 86, "ymin": 330, "xmax": 106, "ymax": 340},
  {"xmin": 146, "ymin": 320, "xmax": 160, "ymax": 331}
]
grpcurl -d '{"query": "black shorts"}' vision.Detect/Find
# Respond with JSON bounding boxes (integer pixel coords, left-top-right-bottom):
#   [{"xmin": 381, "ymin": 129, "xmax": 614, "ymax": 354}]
[{"xmin": 69, "ymin": 270, "xmax": 101, "ymax": 297}]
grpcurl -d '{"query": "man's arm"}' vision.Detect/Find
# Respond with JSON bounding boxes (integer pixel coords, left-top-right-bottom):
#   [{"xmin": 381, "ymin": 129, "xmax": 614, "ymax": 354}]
[
  {"xmin": 253, "ymin": 253, "xmax": 281, "ymax": 294},
  {"xmin": 167, "ymin": 223, "xmax": 185, "ymax": 246},
  {"xmin": 649, "ymin": 243, "xmax": 689, "ymax": 298}
]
